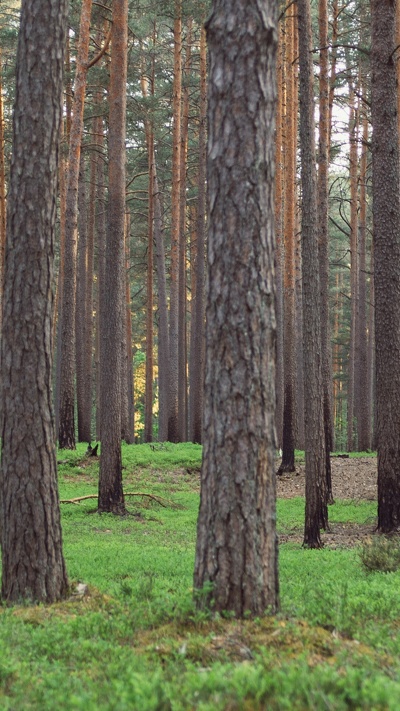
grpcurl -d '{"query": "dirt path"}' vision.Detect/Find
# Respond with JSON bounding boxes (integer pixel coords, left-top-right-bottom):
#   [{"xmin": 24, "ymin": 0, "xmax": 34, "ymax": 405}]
[{"xmin": 277, "ymin": 456, "xmax": 377, "ymax": 547}]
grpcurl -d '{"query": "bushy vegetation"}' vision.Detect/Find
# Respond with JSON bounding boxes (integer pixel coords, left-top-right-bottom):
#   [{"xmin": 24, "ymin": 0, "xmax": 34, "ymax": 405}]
[
  {"xmin": 359, "ymin": 535, "xmax": 400, "ymax": 573},
  {"xmin": 0, "ymin": 444, "xmax": 399, "ymax": 710}
]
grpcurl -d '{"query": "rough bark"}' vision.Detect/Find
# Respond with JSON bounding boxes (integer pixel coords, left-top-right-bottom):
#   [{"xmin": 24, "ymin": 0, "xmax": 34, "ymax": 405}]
[
  {"xmin": 1, "ymin": 0, "xmax": 69, "ymax": 603},
  {"xmin": 98, "ymin": 0, "xmax": 128, "ymax": 514},
  {"xmin": 371, "ymin": 0, "xmax": 400, "ymax": 532},
  {"xmin": 194, "ymin": 0, "xmax": 279, "ymax": 617},
  {"xmin": 298, "ymin": 0, "xmax": 328, "ymax": 548},
  {"xmin": 0, "ymin": 50, "xmax": 5, "ymax": 323}
]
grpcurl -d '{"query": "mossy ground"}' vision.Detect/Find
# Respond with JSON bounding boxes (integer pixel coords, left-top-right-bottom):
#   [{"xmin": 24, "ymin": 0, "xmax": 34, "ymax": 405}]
[{"xmin": 0, "ymin": 444, "xmax": 399, "ymax": 710}]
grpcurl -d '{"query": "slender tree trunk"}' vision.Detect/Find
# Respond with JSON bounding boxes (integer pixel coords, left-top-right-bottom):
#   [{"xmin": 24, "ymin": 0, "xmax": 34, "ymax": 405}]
[
  {"xmin": 84, "ymin": 139, "xmax": 96, "ymax": 444},
  {"xmin": 98, "ymin": 0, "xmax": 128, "ymax": 514},
  {"xmin": 95, "ymin": 115, "xmax": 106, "ymax": 442},
  {"xmin": 177, "ymin": 18, "xmax": 193, "ymax": 442},
  {"xmin": 346, "ymin": 92, "xmax": 359, "ymax": 452},
  {"xmin": 194, "ymin": 0, "xmax": 279, "ymax": 617},
  {"xmin": 189, "ymin": 24, "xmax": 207, "ymax": 445},
  {"xmin": 298, "ymin": 0, "xmax": 327, "ymax": 548},
  {"xmin": 168, "ymin": 0, "xmax": 182, "ymax": 443},
  {"xmin": 144, "ymin": 128, "xmax": 154, "ymax": 443},
  {"xmin": 371, "ymin": 0, "xmax": 400, "ymax": 533},
  {"xmin": 1, "ymin": 0, "xmax": 69, "ymax": 603},
  {"xmin": 357, "ymin": 111, "xmax": 370, "ymax": 451},
  {"xmin": 154, "ymin": 164, "xmax": 169, "ymax": 442},
  {"xmin": 318, "ymin": 0, "xmax": 333, "ymax": 501},
  {"xmin": 278, "ymin": 7, "xmax": 296, "ymax": 474},
  {"xmin": 274, "ymin": 24, "xmax": 284, "ymax": 449},
  {"xmin": 58, "ymin": 0, "xmax": 93, "ymax": 449},
  {"xmin": 76, "ymin": 153, "xmax": 90, "ymax": 442},
  {"xmin": 122, "ymin": 211, "xmax": 134, "ymax": 444}
]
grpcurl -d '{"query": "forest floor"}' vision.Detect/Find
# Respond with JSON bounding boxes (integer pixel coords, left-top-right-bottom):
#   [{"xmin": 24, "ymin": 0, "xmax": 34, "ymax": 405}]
[{"xmin": 277, "ymin": 456, "xmax": 378, "ymax": 548}]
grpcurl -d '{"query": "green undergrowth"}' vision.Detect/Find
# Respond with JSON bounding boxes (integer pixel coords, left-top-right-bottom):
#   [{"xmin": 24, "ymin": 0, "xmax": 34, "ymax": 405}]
[{"xmin": 2, "ymin": 443, "xmax": 399, "ymax": 710}]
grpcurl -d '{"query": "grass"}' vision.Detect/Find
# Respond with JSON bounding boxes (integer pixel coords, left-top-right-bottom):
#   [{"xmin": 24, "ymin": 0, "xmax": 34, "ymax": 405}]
[{"xmin": 2, "ymin": 443, "xmax": 400, "ymax": 710}]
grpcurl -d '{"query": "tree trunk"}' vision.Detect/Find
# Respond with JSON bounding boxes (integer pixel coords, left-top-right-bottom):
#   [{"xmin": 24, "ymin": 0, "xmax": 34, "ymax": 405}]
[
  {"xmin": 346, "ymin": 91, "xmax": 359, "ymax": 452},
  {"xmin": 356, "ymin": 111, "xmax": 370, "ymax": 451},
  {"xmin": 371, "ymin": 0, "xmax": 400, "ymax": 533},
  {"xmin": 0, "ymin": 50, "xmax": 5, "ymax": 321},
  {"xmin": 76, "ymin": 152, "xmax": 91, "ymax": 442},
  {"xmin": 298, "ymin": 0, "xmax": 327, "ymax": 548},
  {"xmin": 189, "ymin": 24, "xmax": 207, "ymax": 445},
  {"xmin": 168, "ymin": 0, "xmax": 182, "ymax": 443},
  {"xmin": 177, "ymin": 18, "xmax": 193, "ymax": 442},
  {"xmin": 274, "ymin": 24, "xmax": 284, "ymax": 449},
  {"xmin": 278, "ymin": 7, "xmax": 296, "ymax": 475},
  {"xmin": 58, "ymin": 0, "xmax": 93, "ymax": 449},
  {"xmin": 98, "ymin": 0, "xmax": 128, "ymax": 514},
  {"xmin": 318, "ymin": 0, "xmax": 333, "ymax": 501},
  {"xmin": 154, "ymin": 162, "xmax": 169, "ymax": 442},
  {"xmin": 194, "ymin": 0, "xmax": 279, "ymax": 617},
  {"xmin": 1, "ymin": 0, "xmax": 69, "ymax": 603}
]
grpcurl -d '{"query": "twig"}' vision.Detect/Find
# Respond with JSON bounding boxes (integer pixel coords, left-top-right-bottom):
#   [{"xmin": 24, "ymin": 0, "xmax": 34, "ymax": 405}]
[{"xmin": 60, "ymin": 492, "xmax": 182, "ymax": 509}]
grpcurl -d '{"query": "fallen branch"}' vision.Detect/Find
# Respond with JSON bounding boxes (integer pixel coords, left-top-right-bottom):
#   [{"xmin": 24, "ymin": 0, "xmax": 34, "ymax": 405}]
[{"xmin": 60, "ymin": 492, "xmax": 183, "ymax": 509}]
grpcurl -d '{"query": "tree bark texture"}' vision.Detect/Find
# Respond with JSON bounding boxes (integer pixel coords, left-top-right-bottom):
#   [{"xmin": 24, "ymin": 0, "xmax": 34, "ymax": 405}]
[
  {"xmin": 1, "ymin": 0, "xmax": 69, "ymax": 603},
  {"xmin": 98, "ymin": 0, "xmax": 128, "ymax": 513},
  {"xmin": 194, "ymin": 0, "xmax": 279, "ymax": 617},
  {"xmin": 58, "ymin": 0, "xmax": 93, "ymax": 449},
  {"xmin": 371, "ymin": 0, "xmax": 400, "ymax": 532},
  {"xmin": 0, "ymin": 51, "xmax": 5, "ymax": 326},
  {"xmin": 298, "ymin": 0, "xmax": 328, "ymax": 548}
]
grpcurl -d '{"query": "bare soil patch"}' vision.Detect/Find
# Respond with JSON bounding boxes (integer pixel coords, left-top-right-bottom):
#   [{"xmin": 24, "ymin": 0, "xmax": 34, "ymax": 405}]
[{"xmin": 277, "ymin": 456, "xmax": 378, "ymax": 548}]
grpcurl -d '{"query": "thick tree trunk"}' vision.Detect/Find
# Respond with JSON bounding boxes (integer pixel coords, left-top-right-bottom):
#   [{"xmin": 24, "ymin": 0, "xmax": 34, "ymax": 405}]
[
  {"xmin": 98, "ymin": 0, "xmax": 128, "ymax": 514},
  {"xmin": 371, "ymin": 0, "xmax": 400, "ymax": 532},
  {"xmin": 0, "ymin": 51, "xmax": 5, "ymax": 320},
  {"xmin": 1, "ymin": 0, "xmax": 69, "ymax": 603},
  {"xmin": 194, "ymin": 0, "xmax": 279, "ymax": 617},
  {"xmin": 298, "ymin": 0, "xmax": 328, "ymax": 548},
  {"xmin": 58, "ymin": 0, "xmax": 93, "ymax": 449}
]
